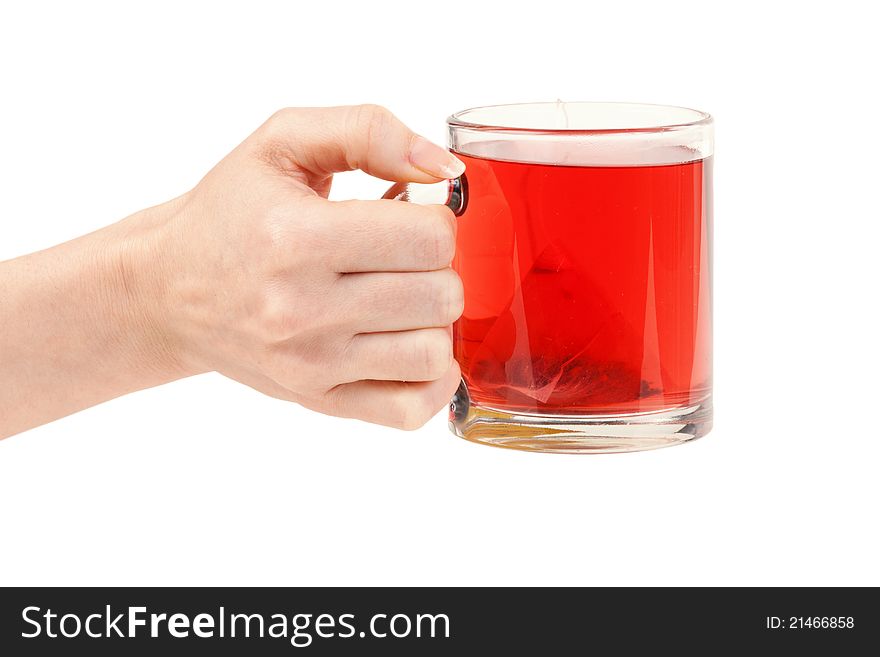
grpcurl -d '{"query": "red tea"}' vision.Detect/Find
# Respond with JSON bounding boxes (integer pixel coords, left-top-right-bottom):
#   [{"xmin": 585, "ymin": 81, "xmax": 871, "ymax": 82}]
[{"xmin": 451, "ymin": 152, "xmax": 712, "ymax": 415}]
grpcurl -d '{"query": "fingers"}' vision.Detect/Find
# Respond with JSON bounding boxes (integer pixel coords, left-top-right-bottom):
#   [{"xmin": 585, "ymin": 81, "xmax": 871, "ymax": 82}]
[
  {"xmin": 340, "ymin": 327, "xmax": 453, "ymax": 383},
  {"xmin": 333, "ymin": 268, "xmax": 464, "ymax": 333},
  {"xmin": 326, "ymin": 360, "xmax": 461, "ymax": 430},
  {"xmin": 321, "ymin": 200, "xmax": 456, "ymax": 273},
  {"xmin": 258, "ymin": 105, "xmax": 465, "ymax": 182}
]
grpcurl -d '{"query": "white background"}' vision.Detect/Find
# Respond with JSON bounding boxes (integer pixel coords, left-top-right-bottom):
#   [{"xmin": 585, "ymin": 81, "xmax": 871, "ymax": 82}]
[{"xmin": 1, "ymin": 0, "xmax": 878, "ymax": 586}]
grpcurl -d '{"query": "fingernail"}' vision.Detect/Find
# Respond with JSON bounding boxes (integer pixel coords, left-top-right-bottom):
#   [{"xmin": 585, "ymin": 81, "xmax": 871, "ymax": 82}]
[{"xmin": 410, "ymin": 136, "xmax": 466, "ymax": 179}]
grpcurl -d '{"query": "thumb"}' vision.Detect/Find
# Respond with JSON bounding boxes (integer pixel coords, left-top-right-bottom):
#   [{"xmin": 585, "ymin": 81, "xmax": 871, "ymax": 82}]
[{"xmin": 257, "ymin": 104, "xmax": 465, "ymax": 183}]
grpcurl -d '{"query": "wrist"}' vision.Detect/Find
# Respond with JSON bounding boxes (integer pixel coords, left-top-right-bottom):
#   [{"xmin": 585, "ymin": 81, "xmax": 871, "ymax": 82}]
[{"xmin": 100, "ymin": 196, "xmax": 203, "ymax": 384}]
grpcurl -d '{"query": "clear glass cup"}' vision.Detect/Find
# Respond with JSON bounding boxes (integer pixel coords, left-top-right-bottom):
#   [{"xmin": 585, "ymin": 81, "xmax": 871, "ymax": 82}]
[{"xmin": 387, "ymin": 102, "xmax": 713, "ymax": 454}]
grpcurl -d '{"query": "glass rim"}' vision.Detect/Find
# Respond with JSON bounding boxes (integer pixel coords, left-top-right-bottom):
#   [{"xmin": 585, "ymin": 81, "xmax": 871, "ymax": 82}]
[{"xmin": 447, "ymin": 101, "xmax": 713, "ymax": 135}]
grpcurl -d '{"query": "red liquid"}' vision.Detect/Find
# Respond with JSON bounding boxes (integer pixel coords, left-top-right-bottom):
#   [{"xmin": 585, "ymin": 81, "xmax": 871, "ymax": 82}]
[{"xmin": 452, "ymin": 152, "xmax": 712, "ymax": 414}]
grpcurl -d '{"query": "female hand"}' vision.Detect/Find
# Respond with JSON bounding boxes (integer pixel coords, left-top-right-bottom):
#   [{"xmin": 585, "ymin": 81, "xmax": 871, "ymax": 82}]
[{"xmin": 0, "ymin": 105, "xmax": 466, "ymax": 437}]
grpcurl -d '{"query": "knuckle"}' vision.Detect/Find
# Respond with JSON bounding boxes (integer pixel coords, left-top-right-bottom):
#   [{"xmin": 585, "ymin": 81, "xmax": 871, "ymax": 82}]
[
  {"xmin": 413, "ymin": 331, "xmax": 453, "ymax": 380},
  {"xmin": 283, "ymin": 204, "xmax": 319, "ymax": 251},
  {"xmin": 352, "ymin": 103, "xmax": 392, "ymax": 139},
  {"xmin": 322, "ymin": 385, "xmax": 351, "ymax": 417},
  {"xmin": 389, "ymin": 391, "xmax": 434, "ymax": 431},
  {"xmin": 264, "ymin": 107, "xmax": 297, "ymax": 135},
  {"xmin": 355, "ymin": 103, "xmax": 392, "ymax": 126},
  {"xmin": 261, "ymin": 199, "xmax": 326, "ymax": 270},
  {"xmin": 431, "ymin": 269, "xmax": 464, "ymax": 324},
  {"xmin": 349, "ymin": 104, "xmax": 395, "ymax": 166},
  {"xmin": 258, "ymin": 108, "xmax": 306, "ymax": 171},
  {"xmin": 257, "ymin": 290, "xmax": 299, "ymax": 342},
  {"xmin": 417, "ymin": 209, "xmax": 456, "ymax": 267},
  {"xmin": 260, "ymin": 203, "xmax": 295, "ymax": 250},
  {"xmin": 266, "ymin": 335, "xmax": 333, "ymax": 393}
]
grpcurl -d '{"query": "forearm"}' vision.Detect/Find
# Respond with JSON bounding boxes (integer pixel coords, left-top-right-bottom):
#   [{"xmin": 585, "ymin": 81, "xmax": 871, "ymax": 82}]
[{"xmin": 0, "ymin": 200, "xmax": 196, "ymax": 438}]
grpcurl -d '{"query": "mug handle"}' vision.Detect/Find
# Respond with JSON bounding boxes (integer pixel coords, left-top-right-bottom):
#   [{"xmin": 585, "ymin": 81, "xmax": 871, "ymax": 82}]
[
  {"xmin": 381, "ymin": 175, "xmax": 470, "ymax": 425},
  {"xmin": 381, "ymin": 176, "xmax": 467, "ymax": 216}
]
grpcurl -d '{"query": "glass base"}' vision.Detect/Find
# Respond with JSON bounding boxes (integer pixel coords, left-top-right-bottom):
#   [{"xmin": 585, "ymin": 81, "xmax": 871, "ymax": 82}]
[{"xmin": 449, "ymin": 390, "xmax": 713, "ymax": 454}]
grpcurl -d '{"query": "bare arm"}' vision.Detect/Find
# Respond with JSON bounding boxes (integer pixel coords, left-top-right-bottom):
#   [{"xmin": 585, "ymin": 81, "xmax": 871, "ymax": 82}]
[
  {"xmin": 0, "ymin": 105, "xmax": 465, "ymax": 440},
  {"xmin": 0, "ymin": 201, "xmax": 194, "ymax": 438}
]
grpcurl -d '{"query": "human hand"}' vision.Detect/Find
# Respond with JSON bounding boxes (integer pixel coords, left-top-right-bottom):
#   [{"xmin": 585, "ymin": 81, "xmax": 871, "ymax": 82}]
[{"xmin": 135, "ymin": 105, "xmax": 467, "ymax": 429}]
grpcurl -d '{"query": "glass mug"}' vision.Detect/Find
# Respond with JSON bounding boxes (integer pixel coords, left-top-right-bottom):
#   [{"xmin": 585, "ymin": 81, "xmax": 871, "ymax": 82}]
[{"xmin": 385, "ymin": 102, "xmax": 713, "ymax": 454}]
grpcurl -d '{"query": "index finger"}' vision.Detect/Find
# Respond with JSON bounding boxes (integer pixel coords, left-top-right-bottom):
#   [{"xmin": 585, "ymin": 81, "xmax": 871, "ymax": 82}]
[{"xmin": 321, "ymin": 199, "xmax": 457, "ymax": 273}]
